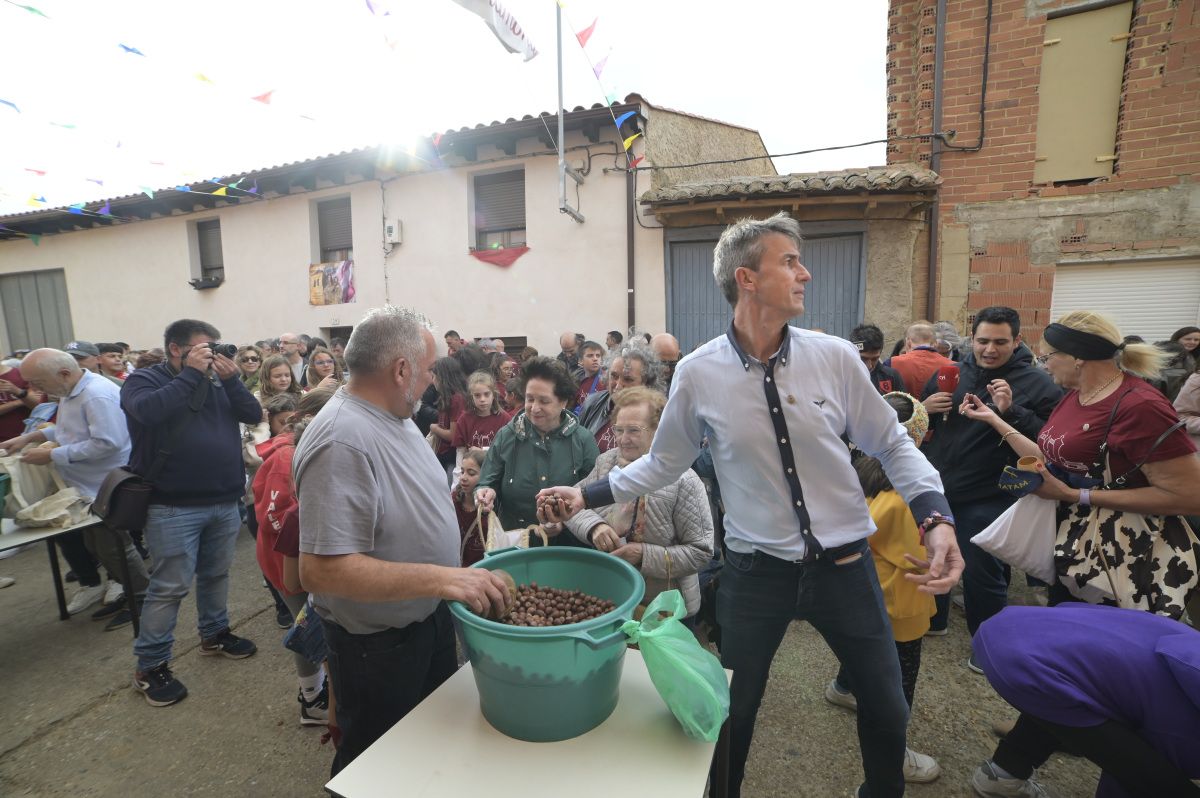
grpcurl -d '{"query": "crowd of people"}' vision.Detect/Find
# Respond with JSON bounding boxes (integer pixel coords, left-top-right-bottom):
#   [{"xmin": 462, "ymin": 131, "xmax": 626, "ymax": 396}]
[{"xmin": 0, "ymin": 212, "xmax": 1198, "ymax": 797}]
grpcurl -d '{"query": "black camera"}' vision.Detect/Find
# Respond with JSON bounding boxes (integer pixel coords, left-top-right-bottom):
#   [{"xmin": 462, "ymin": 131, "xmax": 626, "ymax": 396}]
[{"xmin": 205, "ymin": 342, "xmax": 239, "ymax": 359}]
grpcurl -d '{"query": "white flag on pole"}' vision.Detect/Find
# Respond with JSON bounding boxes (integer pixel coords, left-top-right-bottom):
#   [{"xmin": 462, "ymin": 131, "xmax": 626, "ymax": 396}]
[{"xmin": 450, "ymin": 0, "xmax": 539, "ymax": 61}]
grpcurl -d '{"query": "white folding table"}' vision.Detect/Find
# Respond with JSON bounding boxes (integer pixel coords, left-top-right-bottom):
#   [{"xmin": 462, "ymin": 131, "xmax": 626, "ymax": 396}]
[
  {"xmin": 0, "ymin": 515, "xmax": 141, "ymax": 635},
  {"xmin": 325, "ymin": 647, "xmax": 730, "ymax": 798}
]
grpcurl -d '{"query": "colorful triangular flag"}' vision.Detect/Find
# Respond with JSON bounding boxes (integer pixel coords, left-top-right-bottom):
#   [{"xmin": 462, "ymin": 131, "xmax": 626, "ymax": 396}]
[
  {"xmin": 251, "ymin": 90, "xmax": 274, "ymax": 104},
  {"xmin": 27, "ymin": 194, "xmax": 46, "ymax": 207},
  {"xmin": 629, "ymin": 155, "xmax": 645, "ymax": 168},
  {"xmin": 30, "ymin": 234, "xmax": 42, "ymax": 246},
  {"xmin": 14, "ymin": 4, "xmax": 48, "ymax": 18},
  {"xmin": 194, "ymin": 73, "xmax": 213, "ymax": 84},
  {"xmin": 86, "ymin": 178, "xmax": 104, "ymax": 186},
  {"xmin": 119, "ymin": 43, "xmax": 145, "ymax": 56},
  {"xmin": 0, "ymin": 99, "xmax": 20, "ymax": 113},
  {"xmin": 175, "ymin": 185, "xmax": 191, "ymax": 192},
  {"xmin": 576, "ymin": 18, "xmax": 597, "ymax": 48},
  {"xmin": 98, "ymin": 201, "xmax": 112, "ymax": 215},
  {"xmin": 139, "ymin": 187, "xmax": 154, "ymax": 199},
  {"xmin": 67, "ymin": 203, "xmax": 85, "ymax": 215},
  {"xmin": 49, "ymin": 122, "xmax": 77, "ymax": 129},
  {"xmin": 622, "ymin": 132, "xmax": 641, "ymax": 151},
  {"xmin": 614, "ymin": 111, "xmax": 636, "ymax": 130},
  {"xmin": 24, "ymin": 168, "xmax": 46, "ymax": 176},
  {"xmin": 212, "ymin": 186, "xmax": 228, "ymax": 196},
  {"xmin": 248, "ymin": 180, "xmax": 259, "ymax": 195},
  {"xmin": 592, "ymin": 53, "xmax": 609, "ymax": 79}
]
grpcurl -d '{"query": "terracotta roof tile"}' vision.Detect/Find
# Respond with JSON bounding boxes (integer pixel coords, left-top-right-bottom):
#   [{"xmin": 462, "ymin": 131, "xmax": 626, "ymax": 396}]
[{"xmin": 641, "ymin": 163, "xmax": 940, "ymax": 203}]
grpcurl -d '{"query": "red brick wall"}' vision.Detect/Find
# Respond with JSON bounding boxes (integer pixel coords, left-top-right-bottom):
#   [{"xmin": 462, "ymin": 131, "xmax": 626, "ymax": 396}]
[{"xmin": 887, "ymin": 0, "xmax": 1200, "ymax": 339}]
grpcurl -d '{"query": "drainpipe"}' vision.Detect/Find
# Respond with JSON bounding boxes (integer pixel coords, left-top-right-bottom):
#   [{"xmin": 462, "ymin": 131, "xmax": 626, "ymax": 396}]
[
  {"xmin": 626, "ymin": 163, "xmax": 636, "ymax": 331},
  {"xmin": 926, "ymin": 0, "xmax": 947, "ymax": 321}
]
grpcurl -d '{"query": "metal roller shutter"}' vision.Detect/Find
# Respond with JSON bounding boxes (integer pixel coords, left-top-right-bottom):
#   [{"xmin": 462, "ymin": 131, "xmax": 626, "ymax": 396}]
[
  {"xmin": 197, "ymin": 220, "xmax": 223, "ymax": 273},
  {"xmin": 318, "ymin": 197, "xmax": 353, "ymax": 252},
  {"xmin": 1050, "ymin": 260, "xmax": 1200, "ymax": 342},
  {"xmin": 475, "ymin": 170, "xmax": 525, "ymax": 232}
]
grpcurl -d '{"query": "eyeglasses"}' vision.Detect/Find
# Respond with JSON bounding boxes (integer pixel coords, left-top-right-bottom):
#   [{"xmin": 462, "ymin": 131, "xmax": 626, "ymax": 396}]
[
  {"xmin": 312, "ymin": 359, "xmax": 335, "ymax": 367},
  {"xmin": 239, "ymin": 356, "xmax": 261, "ymax": 363},
  {"xmin": 660, "ymin": 360, "xmax": 678, "ymax": 369},
  {"xmin": 611, "ymin": 425, "xmax": 650, "ymax": 438},
  {"xmin": 1036, "ymin": 350, "xmax": 1059, "ymax": 365}
]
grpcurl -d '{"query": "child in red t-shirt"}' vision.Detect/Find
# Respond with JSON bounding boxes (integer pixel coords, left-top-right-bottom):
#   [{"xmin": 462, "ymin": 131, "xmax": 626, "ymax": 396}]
[
  {"xmin": 453, "ymin": 448, "xmax": 493, "ymax": 566},
  {"xmin": 452, "ymin": 371, "xmax": 513, "ymax": 460}
]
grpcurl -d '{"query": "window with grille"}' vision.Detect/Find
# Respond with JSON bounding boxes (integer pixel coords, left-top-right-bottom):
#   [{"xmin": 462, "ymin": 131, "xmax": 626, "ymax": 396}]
[
  {"xmin": 197, "ymin": 220, "xmax": 224, "ymax": 281},
  {"xmin": 473, "ymin": 170, "xmax": 526, "ymax": 250},
  {"xmin": 318, "ymin": 197, "xmax": 353, "ymax": 262}
]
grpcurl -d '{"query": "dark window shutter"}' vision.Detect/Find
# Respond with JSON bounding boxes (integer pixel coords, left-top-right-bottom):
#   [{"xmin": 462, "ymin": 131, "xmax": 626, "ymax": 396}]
[
  {"xmin": 318, "ymin": 197, "xmax": 353, "ymax": 252},
  {"xmin": 197, "ymin": 220, "xmax": 223, "ymax": 270},
  {"xmin": 475, "ymin": 171, "xmax": 525, "ymax": 232}
]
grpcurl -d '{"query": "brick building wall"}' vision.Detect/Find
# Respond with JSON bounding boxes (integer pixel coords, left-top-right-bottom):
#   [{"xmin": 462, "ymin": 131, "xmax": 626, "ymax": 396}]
[{"xmin": 887, "ymin": 0, "xmax": 1200, "ymax": 342}]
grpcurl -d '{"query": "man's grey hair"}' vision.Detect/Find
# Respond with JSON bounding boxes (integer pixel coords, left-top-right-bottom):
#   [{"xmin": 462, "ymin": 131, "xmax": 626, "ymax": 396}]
[
  {"xmin": 344, "ymin": 306, "xmax": 432, "ymax": 376},
  {"xmin": 605, "ymin": 343, "xmax": 662, "ymax": 392},
  {"xmin": 712, "ymin": 212, "xmax": 803, "ymax": 307}
]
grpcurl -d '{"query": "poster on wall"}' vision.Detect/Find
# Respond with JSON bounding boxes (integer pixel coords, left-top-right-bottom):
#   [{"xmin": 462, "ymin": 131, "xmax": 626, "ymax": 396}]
[{"xmin": 309, "ymin": 260, "xmax": 355, "ymax": 306}]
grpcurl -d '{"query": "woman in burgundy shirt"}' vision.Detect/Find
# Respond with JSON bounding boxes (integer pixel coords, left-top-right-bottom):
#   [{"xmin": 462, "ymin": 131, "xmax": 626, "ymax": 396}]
[
  {"xmin": 0, "ymin": 362, "xmax": 41, "ymax": 440},
  {"xmin": 960, "ymin": 311, "xmax": 1200, "ymax": 798}
]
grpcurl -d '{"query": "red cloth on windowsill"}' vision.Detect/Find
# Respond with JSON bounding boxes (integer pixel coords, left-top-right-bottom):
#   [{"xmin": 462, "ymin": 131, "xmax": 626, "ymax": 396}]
[{"xmin": 470, "ymin": 246, "xmax": 529, "ymax": 268}]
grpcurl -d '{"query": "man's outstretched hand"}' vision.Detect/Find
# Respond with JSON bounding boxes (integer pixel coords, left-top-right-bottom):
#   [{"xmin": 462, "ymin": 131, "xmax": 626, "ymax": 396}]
[
  {"xmin": 534, "ymin": 486, "xmax": 584, "ymax": 525},
  {"xmin": 903, "ymin": 524, "xmax": 964, "ymax": 595}
]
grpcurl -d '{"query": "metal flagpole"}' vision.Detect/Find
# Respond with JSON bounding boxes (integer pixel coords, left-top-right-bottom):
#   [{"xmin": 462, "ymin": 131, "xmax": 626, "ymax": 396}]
[{"xmin": 557, "ymin": 2, "xmax": 584, "ymax": 223}]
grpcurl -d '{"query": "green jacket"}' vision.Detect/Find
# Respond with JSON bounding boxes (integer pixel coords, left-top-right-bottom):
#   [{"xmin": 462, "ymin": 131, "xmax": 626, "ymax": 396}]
[{"xmin": 478, "ymin": 410, "xmax": 600, "ymax": 534}]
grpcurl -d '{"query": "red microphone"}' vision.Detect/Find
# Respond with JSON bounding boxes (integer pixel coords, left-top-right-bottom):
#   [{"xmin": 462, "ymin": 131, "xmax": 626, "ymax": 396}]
[{"xmin": 936, "ymin": 365, "xmax": 960, "ymax": 422}]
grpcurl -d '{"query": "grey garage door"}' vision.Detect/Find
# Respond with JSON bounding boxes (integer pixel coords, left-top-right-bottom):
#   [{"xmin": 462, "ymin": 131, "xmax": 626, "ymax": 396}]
[
  {"xmin": 668, "ymin": 233, "xmax": 865, "ymax": 353},
  {"xmin": 0, "ymin": 269, "xmax": 75, "ymax": 352}
]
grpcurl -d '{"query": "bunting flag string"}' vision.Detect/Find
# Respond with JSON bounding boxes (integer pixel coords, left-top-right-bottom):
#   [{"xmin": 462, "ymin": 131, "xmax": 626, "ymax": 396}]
[{"xmin": 556, "ymin": 4, "xmax": 641, "ymax": 170}]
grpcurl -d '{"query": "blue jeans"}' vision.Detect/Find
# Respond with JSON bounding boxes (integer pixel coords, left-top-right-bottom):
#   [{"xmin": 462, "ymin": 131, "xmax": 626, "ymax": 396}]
[
  {"xmin": 715, "ymin": 539, "xmax": 908, "ymax": 798},
  {"xmin": 133, "ymin": 502, "xmax": 242, "ymax": 672},
  {"xmin": 930, "ymin": 497, "xmax": 1013, "ymax": 638}
]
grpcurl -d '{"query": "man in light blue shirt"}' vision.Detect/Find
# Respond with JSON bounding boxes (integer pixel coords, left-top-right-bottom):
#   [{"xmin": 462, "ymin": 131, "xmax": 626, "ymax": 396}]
[
  {"xmin": 538, "ymin": 214, "xmax": 965, "ymax": 798},
  {"xmin": 2, "ymin": 349, "xmax": 148, "ymax": 628}
]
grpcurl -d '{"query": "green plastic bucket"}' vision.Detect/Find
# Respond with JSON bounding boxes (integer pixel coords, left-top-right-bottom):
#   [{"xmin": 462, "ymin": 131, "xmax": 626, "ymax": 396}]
[{"xmin": 450, "ymin": 546, "xmax": 645, "ymax": 742}]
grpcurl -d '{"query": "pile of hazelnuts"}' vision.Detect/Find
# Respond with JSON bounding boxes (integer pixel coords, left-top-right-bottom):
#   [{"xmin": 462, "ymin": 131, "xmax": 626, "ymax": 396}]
[{"xmin": 499, "ymin": 582, "xmax": 615, "ymax": 627}]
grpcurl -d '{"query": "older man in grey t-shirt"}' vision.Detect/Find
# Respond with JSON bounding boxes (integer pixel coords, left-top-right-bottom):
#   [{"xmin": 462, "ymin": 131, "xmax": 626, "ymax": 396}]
[{"xmin": 295, "ymin": 306, "xmax": 507, "ymax": 777}]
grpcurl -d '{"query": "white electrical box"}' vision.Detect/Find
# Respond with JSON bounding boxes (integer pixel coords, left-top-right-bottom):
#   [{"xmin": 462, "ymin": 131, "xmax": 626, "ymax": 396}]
[{"xmin": 384, "ymin": 218, "xmax": 402, "ymax": 244}]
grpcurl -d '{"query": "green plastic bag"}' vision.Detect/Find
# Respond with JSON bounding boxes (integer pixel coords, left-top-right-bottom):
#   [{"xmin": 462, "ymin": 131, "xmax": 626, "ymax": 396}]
[{"xmin": 621, "ymin": 589, "xmax": 730, "ymax": 742}]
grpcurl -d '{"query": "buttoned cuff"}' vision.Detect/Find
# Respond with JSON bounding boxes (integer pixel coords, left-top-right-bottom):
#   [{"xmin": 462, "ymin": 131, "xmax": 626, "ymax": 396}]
[
  {"xmin": 582, "ymin": 479, "xmax": 614, "ymax": 511},
  {"xmin": 50, "ymin": 446, "xmax": 69, "ymax": 466},
  {"xmin": 908, "ymin": 490, "xmax": 952, "ymax": 528}
]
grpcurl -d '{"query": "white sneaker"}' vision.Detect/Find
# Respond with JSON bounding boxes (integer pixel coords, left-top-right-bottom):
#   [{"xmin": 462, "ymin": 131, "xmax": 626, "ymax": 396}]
[
  {"xmin": 66, "ymin": 582, "xmax": 107, "ymax": 615},
  {"xmin": 823, "ymin": 679, "xmax": 858, "ymax": 711},
  {"xmin": 0, "ymin": 576, "xmax": 14, "ymax": 589},
  {"xmin": 103, "ymin": 581, "xmax": 124, "ymax": 606},
  {"xmin": 971, "ymin": 760, "xmax": 1054, "ymax": 797},
  {"xmin": 903, "ymin": 747, "xmax": 941, "ymax": 783}
]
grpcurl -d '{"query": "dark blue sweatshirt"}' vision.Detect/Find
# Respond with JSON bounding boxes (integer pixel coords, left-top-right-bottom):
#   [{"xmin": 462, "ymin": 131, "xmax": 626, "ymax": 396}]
[{"xmin": 121, "ymin": 362, "xmax": 263, "ymax": 505}]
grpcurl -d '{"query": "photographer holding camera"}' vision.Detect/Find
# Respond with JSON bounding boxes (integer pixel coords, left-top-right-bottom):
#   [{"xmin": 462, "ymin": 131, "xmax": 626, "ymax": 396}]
[{"xmin": 122, "ymin": 319, "xmax": 265, "ymax": 707}]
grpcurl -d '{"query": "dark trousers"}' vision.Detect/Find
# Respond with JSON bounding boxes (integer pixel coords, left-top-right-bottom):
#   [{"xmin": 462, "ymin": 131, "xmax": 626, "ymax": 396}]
[
  {"xmin": 930, "ymin": 496, "xmax": 1013, "ymax": 637},
  {"xmin": 715, "ymin": 539, "xmax": 908, "ymax": 798},
  {"xmin": 994, "ymin": 714, "xmax": 1200, "ymax": 798},
  {"xmin": 322, "ymin": 603, "xmax": 457, "ymax": 777},
  {"xmin": 839, "ymin": 637, "xmax": 922, "ymax": 709},
  {"xmin": 56, "ymin": 529, "xmax": 101, "ymax": 586}
]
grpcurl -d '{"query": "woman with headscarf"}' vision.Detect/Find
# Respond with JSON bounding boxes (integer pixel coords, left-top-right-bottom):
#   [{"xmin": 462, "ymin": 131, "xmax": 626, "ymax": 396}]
[{"xmin": 959, "ymin": 311, "xmax": 1200, "ymax": 797}]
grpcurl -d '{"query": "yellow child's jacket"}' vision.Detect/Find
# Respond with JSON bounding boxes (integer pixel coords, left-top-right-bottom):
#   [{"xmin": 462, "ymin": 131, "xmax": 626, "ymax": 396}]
[{"xmin": 866, "ymin": 490, "xmax": 935, "ymax": 643}]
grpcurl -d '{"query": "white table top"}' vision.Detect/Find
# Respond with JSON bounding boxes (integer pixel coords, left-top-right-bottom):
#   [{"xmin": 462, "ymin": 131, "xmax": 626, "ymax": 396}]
[
  {"xmin": 326, "ymin": 647, "xmax": 722, "ymax": 798},
  {"xmin": 0, "ymin": 515, "xmax": 104, "ymax": 551}
]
